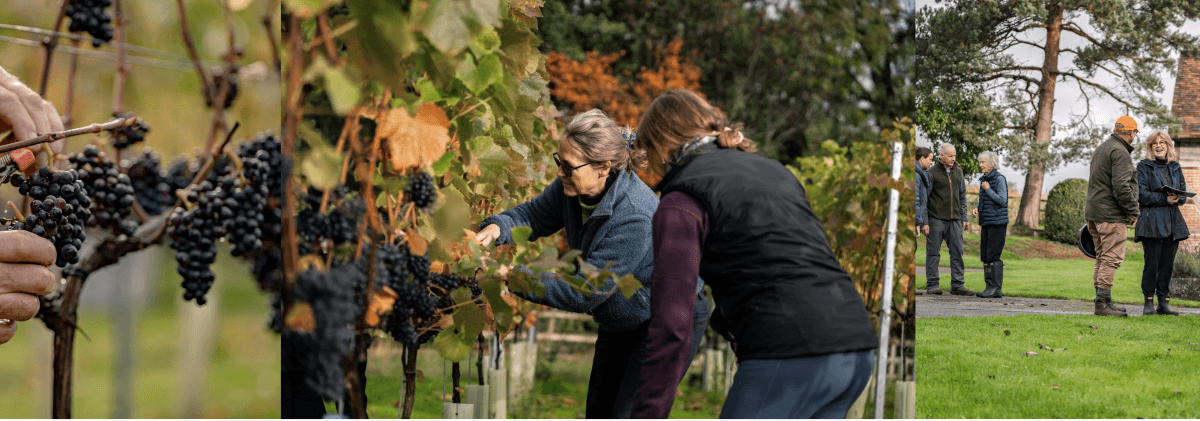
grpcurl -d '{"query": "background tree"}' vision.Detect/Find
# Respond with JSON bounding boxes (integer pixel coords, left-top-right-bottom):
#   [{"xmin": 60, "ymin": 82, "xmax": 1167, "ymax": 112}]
[
  {"xmin": 538, "ymin": 0, "xmax": 914, "ymax": 162},
  {"xmin": 917, "ymin": 0, "xmax": 1200, "ymax": 230}
]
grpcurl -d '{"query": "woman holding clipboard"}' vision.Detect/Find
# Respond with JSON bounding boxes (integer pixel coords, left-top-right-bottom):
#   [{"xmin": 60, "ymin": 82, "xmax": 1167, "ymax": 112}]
[{"xmin": 1134, "ymin": 131, "xmax": 1190, "ymax": 316}]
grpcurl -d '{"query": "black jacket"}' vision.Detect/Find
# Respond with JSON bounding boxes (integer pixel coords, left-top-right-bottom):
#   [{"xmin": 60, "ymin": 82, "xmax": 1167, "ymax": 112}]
[
  {"xmin": 916, "ymin": 161, "xmax": 931, "ymax": 226},
  {"xmin": 976, "ymin": 169, "xmax": 1009, "ymax": 226},
  {"xmin": 658, "ymin": 145, "xmax": 878, "ymax": 361},
  {"xmin": 928, "ymin": 160, "xmax": 967, "ymax": 222},
  {"xmin": 1134, "ymin": 159, "xmax": 1190, "ymax": 242}
]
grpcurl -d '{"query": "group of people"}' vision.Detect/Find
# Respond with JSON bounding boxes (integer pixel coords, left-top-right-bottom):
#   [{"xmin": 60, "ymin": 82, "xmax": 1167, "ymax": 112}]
[
  {"xmin": 916, "ymin": 115, "xmax": 1185, "ymax": 316},
  {"xmin": 477, "ymin": 89, "xmax": 878, "ymax": 418},
  {"xmin": 915, "ymin": 143, "xmax": 1008, "ymax": 298}
]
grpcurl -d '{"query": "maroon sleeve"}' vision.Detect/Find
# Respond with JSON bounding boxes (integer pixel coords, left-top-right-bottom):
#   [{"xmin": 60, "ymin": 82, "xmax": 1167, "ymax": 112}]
[{"xmin": 631, "ymin": 191, "xmax": 708, "ymax": 418}]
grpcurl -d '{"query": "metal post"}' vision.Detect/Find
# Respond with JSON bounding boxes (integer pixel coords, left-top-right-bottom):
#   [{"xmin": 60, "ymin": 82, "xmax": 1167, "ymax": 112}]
[{"xmin": 874, "ymin": 141, "xmax": 903, "ymax": 419}]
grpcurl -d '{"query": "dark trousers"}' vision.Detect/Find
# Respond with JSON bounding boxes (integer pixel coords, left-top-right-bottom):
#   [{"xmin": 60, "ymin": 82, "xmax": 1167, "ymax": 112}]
[
  {"xmin": 587, "ymin": 294, "xmax": 709, "ymax": 418},
  {"xmin": 282, "ymin": 369, "xmax": 327, "ymax": 419},
  {"xmin": 719, "ymin": 349, "xmax": 874, "ymax": 418},
  {"xmin": 926, "ymin": 217, "xmax": 965, "ymax": 288},
  {"xmin": 1141, "ymin": 238, "xmax": 1179, "ymax": 297},
  {"xmin": 979, "ymin": 225, "xmax": 1007, "ymax": 263}
]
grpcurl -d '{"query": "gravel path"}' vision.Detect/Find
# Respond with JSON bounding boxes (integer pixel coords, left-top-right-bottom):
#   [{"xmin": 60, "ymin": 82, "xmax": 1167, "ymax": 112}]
[{"xmin": 917, "ymin": 293, "xmax": 1200, "ymax": 318}]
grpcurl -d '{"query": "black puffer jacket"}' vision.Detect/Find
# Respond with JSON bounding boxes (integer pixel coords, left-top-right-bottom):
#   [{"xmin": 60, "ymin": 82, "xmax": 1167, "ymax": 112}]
[{"xmin": 1134, "ymin": 159, "xmax": 1190, "ymax": 242}]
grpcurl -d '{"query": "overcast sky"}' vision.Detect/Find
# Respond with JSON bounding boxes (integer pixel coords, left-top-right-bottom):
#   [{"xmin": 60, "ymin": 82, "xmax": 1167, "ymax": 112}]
[{"xmin": 916, "ymin": 0, "xmax": 1200, "ymax": 192}]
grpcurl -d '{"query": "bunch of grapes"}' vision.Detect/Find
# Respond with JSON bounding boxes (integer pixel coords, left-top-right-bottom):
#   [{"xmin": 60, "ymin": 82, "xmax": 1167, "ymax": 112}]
[
  {"xmin": 165, "ymin": 158, "xmax": 196, "ymax": 193},
  {"xmin": 407, "ymin": 171, "xmax": 435, "ymax": 210},
  {"xmin": 9, "ymin": 167, "xmax": 92, "ymax": 267},
  {"xmin": 66, "ymin": 0, "xmax": 113, "ymax": 47},
  {"xmin": 289, "ymin": 264, "xmax": 363, "ymax": 401},
  {"xmin": 227, "ymin": 158, "xmax": 268, "ymax": 257},
  {"xmin": 110, "ymin": 113, "xmax": 150, "ymax": 149},
  {"xmin": 125, "ymin": 149, "xmax": 174, "ymax": 216},
  {"xmin": 68, "ymin": 145, "xmax": 137, "ymax": 235},
  {"xmin": 237, "ymin": 133, "xmax": 283, "ymax": 198},
  {"xmin": 206, "ymin": 71, "xmax": 239, "ymax": 109},
  {"xmin": 167, "ymin": 180, "xmax": 224, "ymax": 305}
]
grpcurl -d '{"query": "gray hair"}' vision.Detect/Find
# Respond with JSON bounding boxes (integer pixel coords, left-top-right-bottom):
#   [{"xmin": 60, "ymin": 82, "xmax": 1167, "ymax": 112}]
[
  {"xmin": 938, "ymin": 143, "xmax": 956, "ymax": 155},
  {"xmin": 564, "ymin": 109, "xmax": 636, "ymax": 173},
  {"xmin": 978, "ymin": 151, "xmax": 1000, "ymax": 168}
]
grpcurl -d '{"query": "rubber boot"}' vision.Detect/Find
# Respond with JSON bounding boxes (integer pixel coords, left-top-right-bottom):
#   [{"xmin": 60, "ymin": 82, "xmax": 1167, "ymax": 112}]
[
  {"xmin": 1157, "ymin": 295, "xmax": 1180, "ymax": 316},
  {"xmin": 976, "ymin": 262, "xmax": 995, "ymax": 298},
  {"xmin": 990, "ymin": 261, "xmax": 1004, "ymax": 298},
  {"xmin": 1095, "ymin": 289, "xmax": 1127, "ymax": 316},
  {"xmin": 1143, "ymin": 297, "xmax": 1156, "ymax": 316}
]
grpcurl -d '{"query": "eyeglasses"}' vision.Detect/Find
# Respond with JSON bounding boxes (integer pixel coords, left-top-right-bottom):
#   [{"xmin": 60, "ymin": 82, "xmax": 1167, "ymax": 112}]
[{"xmin": 553, "ymin": 152, "xmax": 591, "ymax": 177}]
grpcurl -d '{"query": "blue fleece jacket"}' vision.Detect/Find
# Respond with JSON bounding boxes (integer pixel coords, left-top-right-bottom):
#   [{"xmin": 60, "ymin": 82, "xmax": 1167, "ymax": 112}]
[
  {"xmin": 916, "ymin": 161, "xmax": 931, "ymax": 227},
  {"xmin": 480, "ymin": 172, "xmax": 668, "ymax": 332}
]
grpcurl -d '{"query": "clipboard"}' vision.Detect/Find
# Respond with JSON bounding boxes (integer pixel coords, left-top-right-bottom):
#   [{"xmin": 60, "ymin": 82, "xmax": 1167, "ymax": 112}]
[{"xmin": 1161, "ymin": 186, "xmax": 1197, "ymax": 198}]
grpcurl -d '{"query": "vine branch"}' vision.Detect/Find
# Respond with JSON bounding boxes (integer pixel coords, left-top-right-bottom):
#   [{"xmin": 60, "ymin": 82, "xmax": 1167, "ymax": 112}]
[{"xmin": 38, "ymin": 0, "xmax": 69, "ymax": 96}]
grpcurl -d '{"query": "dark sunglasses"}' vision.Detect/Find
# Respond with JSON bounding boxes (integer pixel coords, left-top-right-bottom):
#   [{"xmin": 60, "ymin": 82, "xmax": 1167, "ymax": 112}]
[{"xmin": 553, "ymin": 152, "xmax": 592, "ymax": 177}]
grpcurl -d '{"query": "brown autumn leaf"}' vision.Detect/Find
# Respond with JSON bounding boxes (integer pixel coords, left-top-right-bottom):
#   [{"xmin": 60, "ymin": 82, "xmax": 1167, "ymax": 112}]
[
  {"xmin": 563, "ymin": 397, "xmax": 577, "ymax": 405},
  {"xmin": 1051, "ymin": 385, "xmax": 1060, "ymax": 390},
  {"xmin": 286, "ymin": 302, "xmax": 316, "ymax": 332},
  {"xmin": 1038, "ymin": 343, "xmax": 1055, "ymax": 352},
  {"xmin": 1089, "ymin": 325, "xmax": 1099, "ymax": 329},
  {"xmin": 1022, "ymin": 351, "xmax": 1039, "ymax": 356},
  {"xmin": 365, "ymin": 287, "xmax": 399, "ymax": 327},
  {"xmin": 379, "ymin": 103, "xmax": 451, "ymax": 171},
  {"xmin": 524, "ymin": 310, "xmax": 538, "ymax": 330},
  {"xmin": 1004, "ymin": 330, "xmax": 1011, "ymax": 336},
  {"xmin": 298, "ymin": 255, "xmax": 327, "ymax": 272},
  {"xmin": 431, "ymin": 261, "xmax": 447, "ymax": 274},
  {"xmin": 406, "ymin": 228, "xmax": 429, "ymax": 256}
]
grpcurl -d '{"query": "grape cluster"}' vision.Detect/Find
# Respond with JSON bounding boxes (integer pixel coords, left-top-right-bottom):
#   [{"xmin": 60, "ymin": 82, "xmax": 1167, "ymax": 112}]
[
  {"xmin": 165, "ymin": 158, "xmax": 196, "ymax": 193},
  {"xmin": 228, "ymin": 158, "xmax": 269, "ymax": 257},
  {"xmin": 66, "ymin": 0, "xmax": 113, "ymax": 47},
  {"xmin": 68, "ymin": 145, "xmax": 137, "ymax": 235},
  {"xmin": 111, "ymin": 114, "xmax": 150, "ymax": 149},
  {"xmin": 9, "ymin": 167, "xmax": 92, "ymax": 267},
  {"xmin": 289, "ymin": 264, "xmax": 362, "ymax": 401},
  {"xmin": 168, "ymin": 179, "xmax": 234, "ymax": 305},
  {"xmin": 206, "ymin": 71, "xmax": 239, "ymax": 109},
  {"xmin": 407, "ymin": 171, "xmax": 435, "ymax": 210},
  {"xmin": 237, "ymin": 133, "xmax": 283, "ymax": 202},
  {"xmin": 125, "ymin": 149, "xmax": 174, "ymax": 216}
]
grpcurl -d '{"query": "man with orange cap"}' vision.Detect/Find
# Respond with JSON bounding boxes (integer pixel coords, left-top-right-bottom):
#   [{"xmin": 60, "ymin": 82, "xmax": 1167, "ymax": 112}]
[{"xmin": 1084, "ymin": 115, "xmax": 1141, "ymax": 316}]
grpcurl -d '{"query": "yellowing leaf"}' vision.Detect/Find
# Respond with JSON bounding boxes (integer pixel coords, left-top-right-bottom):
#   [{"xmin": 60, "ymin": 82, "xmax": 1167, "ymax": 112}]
[
  {"xmin": 406, "ymin": 228, "xmax": 429, "ymax": 256},
  {"xmin": 379, "ymin": 103, "xmax": 452, "ymax": 171},
  {"xmin": 285, "ymin": 302, "xmax": 316, "ymax": 332},
  {"xmin": 365, "ymin": 287, "xmax": 400, "ymax": 327}
]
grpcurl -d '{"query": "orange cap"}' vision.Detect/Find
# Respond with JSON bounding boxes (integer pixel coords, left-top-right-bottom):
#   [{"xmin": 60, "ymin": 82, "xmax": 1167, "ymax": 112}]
[{"xmin": 1115, "ymin": 116, "xmax": 1139, "ymax": 133}]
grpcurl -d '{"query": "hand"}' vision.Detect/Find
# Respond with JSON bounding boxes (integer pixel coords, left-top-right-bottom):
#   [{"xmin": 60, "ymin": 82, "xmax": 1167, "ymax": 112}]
[
  {"xmin": 1168, "ymin": 194, "xmax": 1179, "ymax": 205},
  {"xmin": 1128, "ymin": 215, "xmax": 1138, "ymax": 225},
  {"xmin": 476, "ymin": 224, "xmax": 501, "ymax": 246},
  {"xmin": 0, "ymin": 230, "xmax": 58, "ymax": 345},
  {"xmin": 971, "ymin": 208, "xmax": 979, "ymax": 219},
  {"xmin": 922, "ymin": 225, "xmax": 929, "ymax": 236},
  {"xmin": 0, "ymin": 66, "xmax": 65, "ymax": 162},
  {"xmin": 962, "ymin": 222, "xmax": 970, "ymax": 231},
  {"xmin": 980, "ymin": 181, "xmax": 990, "ymax": 190}
]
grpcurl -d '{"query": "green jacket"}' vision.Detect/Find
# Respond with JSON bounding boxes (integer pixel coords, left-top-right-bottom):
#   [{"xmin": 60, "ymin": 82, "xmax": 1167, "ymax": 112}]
[
  {"xmin": 1085, "ymin": 134, "xmax": 1140, "ymax": 223},
  {"xmin": 927, "ymin": 159, "xmax": 967, "ymax": 222}
]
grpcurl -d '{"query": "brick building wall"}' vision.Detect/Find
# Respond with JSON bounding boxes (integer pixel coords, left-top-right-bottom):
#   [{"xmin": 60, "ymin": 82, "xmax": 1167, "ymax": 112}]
[{"xmin": 1173, "ymin": 55, "xmax": 1200, "ymax": 252}]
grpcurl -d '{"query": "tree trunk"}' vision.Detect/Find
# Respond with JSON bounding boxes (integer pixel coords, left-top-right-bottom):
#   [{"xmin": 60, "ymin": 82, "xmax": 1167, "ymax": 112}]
[{"xmin": 1015, "ymin": 6, "xmax": 1064, "ymax": 230}]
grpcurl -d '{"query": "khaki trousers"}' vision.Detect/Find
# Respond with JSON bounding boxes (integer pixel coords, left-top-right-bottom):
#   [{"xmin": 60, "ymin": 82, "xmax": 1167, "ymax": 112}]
[{"xmin": 1087, "ymin": 221, "xmax": 1127, "ymax": 290}]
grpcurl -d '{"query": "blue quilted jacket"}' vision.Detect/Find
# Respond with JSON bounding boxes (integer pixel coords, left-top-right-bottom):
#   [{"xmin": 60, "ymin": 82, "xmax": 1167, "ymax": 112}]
[{"xmin": 975, "ymin": 169, "xmax": 1009, "ymax": 227}]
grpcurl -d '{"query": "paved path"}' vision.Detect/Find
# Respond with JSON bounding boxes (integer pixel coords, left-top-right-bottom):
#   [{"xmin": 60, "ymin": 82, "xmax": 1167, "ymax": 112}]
[{"xmin": 917, "ymin": 293, "xmax": 1200, "ymax": 318}]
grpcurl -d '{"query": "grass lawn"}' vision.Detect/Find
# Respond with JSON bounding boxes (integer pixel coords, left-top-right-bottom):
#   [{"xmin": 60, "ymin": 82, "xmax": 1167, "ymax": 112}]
[
  {"xmin": 918, "ymin": 232, "xmax": 1200, "ymax": 307},
  {"xmin": 0, "ymin": 246, "xmax": 280, "ymax": 418},
  {"xmin": 344, "ymin": 342, "xmax": 726, "ymax": 418},
  {"xmin": 917, "ymin": 315, "xmax": 1200, "ymax": 418}
]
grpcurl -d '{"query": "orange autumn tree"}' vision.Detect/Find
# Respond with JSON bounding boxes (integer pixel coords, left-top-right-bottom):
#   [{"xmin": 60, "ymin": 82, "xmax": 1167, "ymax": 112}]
[{"xmin": 546, "ymin": 37, "xmax": 702, "ymax": 127}]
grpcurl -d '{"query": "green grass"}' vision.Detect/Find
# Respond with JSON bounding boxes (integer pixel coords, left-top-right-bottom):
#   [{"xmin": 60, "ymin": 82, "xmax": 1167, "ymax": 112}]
[
  {"xmin": 918, "ymin": 232, "xmax": 1200, "ymax": 307},
  {"xmin": 917, "ymin": 315, "xmax": 1200, "ymax": 418},
  {"xmin": 348, "ymin": 343, "xmax": 725, "ymax": 418},
  {"xmin": 0, "ymin": 247, "xmax": 280, "ymax": 418}
]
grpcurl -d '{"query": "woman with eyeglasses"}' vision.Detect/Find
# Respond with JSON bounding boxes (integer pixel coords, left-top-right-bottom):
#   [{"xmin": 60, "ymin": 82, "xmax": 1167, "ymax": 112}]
[
  {"xmin": 475, "ymin": 109, "xmax": 708, "ymax": 418},
  {"xmin": 629, "ymin": 90, "xmax": 876, "ymax": 418}
]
